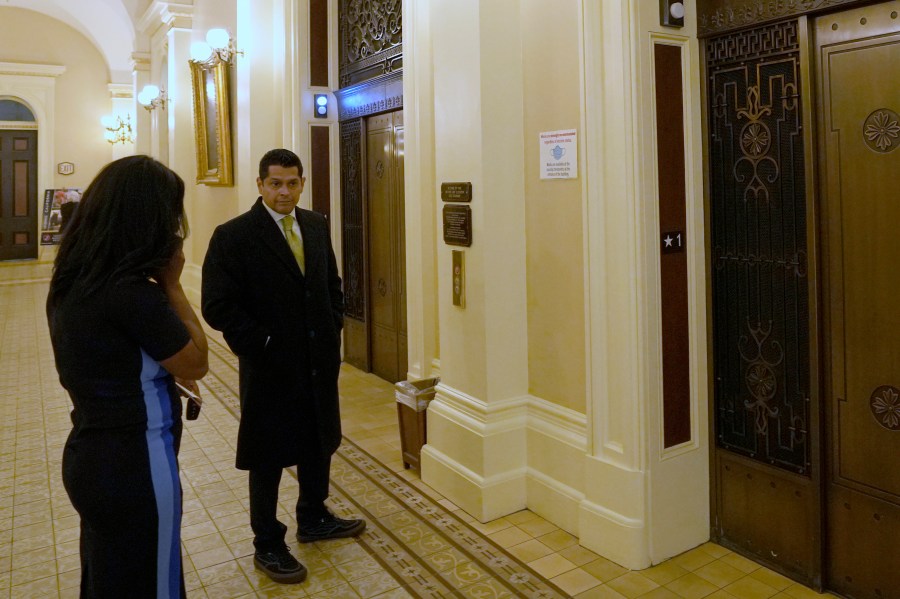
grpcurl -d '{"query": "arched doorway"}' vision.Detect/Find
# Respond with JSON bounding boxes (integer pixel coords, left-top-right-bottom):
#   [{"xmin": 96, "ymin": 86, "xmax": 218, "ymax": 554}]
[{"xmin": 0, "ymin": 97, "xmax": 38, "ymax": 261}]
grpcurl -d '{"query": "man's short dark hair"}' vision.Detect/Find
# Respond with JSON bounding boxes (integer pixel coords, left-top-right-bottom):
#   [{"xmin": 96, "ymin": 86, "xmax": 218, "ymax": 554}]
[{"xmin": 259, "ymin": 149, "xmax": 303, "ymax": 180}]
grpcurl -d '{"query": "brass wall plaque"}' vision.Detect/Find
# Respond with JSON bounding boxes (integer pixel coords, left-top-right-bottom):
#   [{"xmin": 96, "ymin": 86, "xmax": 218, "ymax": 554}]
[
  {"xmin": 443, "ymin": 205, "xmax": 472, "ymax": 246},
  {"xmin": 452, "ymin": 250, "xmax": 465, "ymax": 307},
  {"xmin": 441, "ymin": 182, "xmax": 472, "ymax": 202}
]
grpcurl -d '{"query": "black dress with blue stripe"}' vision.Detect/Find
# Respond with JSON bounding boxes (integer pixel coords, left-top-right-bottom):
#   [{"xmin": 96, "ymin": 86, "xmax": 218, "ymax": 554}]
[{"xmin": 48, "ymin": 277, "xmax": 190, "ymax": 599}]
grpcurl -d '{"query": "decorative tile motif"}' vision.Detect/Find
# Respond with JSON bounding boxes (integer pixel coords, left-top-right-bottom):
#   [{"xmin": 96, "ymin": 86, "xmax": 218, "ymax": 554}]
[
  {"xmin": 0, "ymin": 267, "xmax": 829, "ymax": 599},
  {"xmin": 206, "ymin": 338, "xmax": 570, "ymax": 598}
]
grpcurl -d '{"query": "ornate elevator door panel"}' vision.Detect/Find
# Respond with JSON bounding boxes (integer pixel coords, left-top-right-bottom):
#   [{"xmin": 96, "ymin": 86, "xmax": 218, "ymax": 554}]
[
  {"xmin": 706, "ymin": 20, "xmax": 820, "ymax": 584},
  {"xmin": 817, "ymin": 4, "xmax": 900, "ymax": 597},
  {"xmin": 340, "ymin": 118, "xmax": 368, "ymax": 371},
  {"xmin": 366, "ymin": 110, "xmax": 407, "ymax": 383}
]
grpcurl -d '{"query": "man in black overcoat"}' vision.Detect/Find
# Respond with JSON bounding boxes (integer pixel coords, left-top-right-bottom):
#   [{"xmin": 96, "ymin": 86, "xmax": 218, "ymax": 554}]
[{"xmin": 201, "ymin": 149, "xmax": 365, "ymax": 584}]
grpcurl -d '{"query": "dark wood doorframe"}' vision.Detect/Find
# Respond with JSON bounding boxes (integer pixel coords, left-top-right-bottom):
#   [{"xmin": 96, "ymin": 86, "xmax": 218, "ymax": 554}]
[{"xmin": 0, "ymin": 129, "xmax": 39, "ymax": 261}]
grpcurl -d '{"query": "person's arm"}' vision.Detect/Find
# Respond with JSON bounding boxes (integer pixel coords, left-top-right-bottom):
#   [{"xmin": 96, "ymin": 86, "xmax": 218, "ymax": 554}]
[
  {"xmin": 324, "ymin": 218, "xmax": 344, "ymax": 333},
  {"xmin": 201, "ymin": 229, "xmax": 270, "ymax": 356},
  {"xmin": 157, "ymin": 247, "xmax": 208, "ymax": 380}
]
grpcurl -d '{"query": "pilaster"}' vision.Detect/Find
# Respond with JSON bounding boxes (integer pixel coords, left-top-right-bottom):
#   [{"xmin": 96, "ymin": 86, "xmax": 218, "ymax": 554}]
[
  {"xmin": 578, "ymin": 0, "xmax": 709, "ymax": 568},
  {"xmin": 166, "ymin": 24, "xmax": 196, "ymax": 264},
  {"xmin": 419, "ymin": 0, "xmax": 529, "ymax": 522},
  {"xmin": 236, "ymin": 0, "xmax": 287, "ymax": 212},
  {"xmin": 401, "ymin": 0, "xmax": 439, "ymax": 381},
  {"xmin": 131, "ymin": 53, "xmax": 151, "ymax": 155}
]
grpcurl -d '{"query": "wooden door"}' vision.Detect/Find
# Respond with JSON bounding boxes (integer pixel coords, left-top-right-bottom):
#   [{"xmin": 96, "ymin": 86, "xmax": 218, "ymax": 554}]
[
  {"xmin": 0, "ymin": 130, "xmax": 38, "ymax": 261},
  {"xmin": 816, "ymin": 3, "xmax": 900, "ymax": 597},
  {"xmin": 366, "ymin": 110, "xmax": 407, "ymax": 382}
]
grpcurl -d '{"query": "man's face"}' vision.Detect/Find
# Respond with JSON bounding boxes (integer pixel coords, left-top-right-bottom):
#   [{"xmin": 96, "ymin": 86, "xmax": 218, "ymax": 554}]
[{"xmin": 258, "ymin": 165, "xmax": 305, "ymax": 215}]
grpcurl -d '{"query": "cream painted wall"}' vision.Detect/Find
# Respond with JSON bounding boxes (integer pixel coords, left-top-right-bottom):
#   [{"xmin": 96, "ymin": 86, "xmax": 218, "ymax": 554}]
[
  {"xmin": 521, "ymin": 0, "xmax": 586, "ymax": 413},
  {"xmin": 188, "ymin": 0, "xmax": 241, "ymax": 272},
  {"xmin": 0, "ymin": 8, "xmax": 112, "ymax": 188}
]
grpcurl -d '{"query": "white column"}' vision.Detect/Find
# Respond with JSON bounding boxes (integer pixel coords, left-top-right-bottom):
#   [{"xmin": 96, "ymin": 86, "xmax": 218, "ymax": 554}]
[
  {"xmin": 236, "ymin": 0, "xmax": 287, "ymax": 208},
  {"xmin": 166, "ymin": 20, "xmax": 196, "ymax": 261},
  {"xmin": 401, "ymin": 0, "xmax": 439, "ymax": 381},
  {"xmin": 578, "ymin": 0, "xmax": 710, "ymax": 568},
  {"xmin": 131, "ymin": 53, "xmax": 151, "ymax": 155},
  {"xmin": 419, "ymin": 0, "xmax": 529, "ymax": 522}
]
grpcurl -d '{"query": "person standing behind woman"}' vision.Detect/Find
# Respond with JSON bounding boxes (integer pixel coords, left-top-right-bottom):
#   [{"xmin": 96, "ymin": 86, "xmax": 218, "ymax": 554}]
[{"xmin": 47, "ymin": 155, "xmax": 208, "ymax": 599}]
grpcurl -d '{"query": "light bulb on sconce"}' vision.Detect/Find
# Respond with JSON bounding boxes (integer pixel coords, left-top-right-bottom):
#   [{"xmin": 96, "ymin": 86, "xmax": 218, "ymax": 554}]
[
  {"xmin": 138, "ymin": 85, "xmax": 168, "ymax": 111},
  {"xmin": 102, "ymin": 114, "xmax": 134, "ymax": 145},
  {"xmin": 206, "ymin": 28, "xmax": 230, "ymax": 50},
  {"xmin": 191, "ymin": 41, "xmax": 213, "ymax": 62},
  {"xmin": 191, "ymin": 28, "xmax": 243, "ymax": 64}
]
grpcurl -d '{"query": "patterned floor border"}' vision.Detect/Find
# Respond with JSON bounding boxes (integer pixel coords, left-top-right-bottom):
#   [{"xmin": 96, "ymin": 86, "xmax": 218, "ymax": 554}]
[{"xmin": 206, "ymin": 338, "xmax": 569, "ymax": 599}]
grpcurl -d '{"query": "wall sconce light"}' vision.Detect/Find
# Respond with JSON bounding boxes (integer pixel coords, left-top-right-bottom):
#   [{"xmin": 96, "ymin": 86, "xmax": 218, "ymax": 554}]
[
  {"xmin": 190, "ymin": 28, "xmax": 243, "ymax": 64},
  {"xmin": 102, "ymin": 114, "xmax": 134, "ymax": 145},
  {"xmin": 314, "ymin": 94, "xmax": 328, "ymax": 119},
  {"xmin": 660, "ymin": 0, "xmax": 685, "ymax": 28},
  {"xmin": 138, "ymin": 85, "xmax": 168, "ymax": 111}
]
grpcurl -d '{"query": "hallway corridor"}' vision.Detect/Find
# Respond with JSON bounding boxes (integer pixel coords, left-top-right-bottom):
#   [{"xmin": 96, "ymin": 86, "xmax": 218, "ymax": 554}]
[{"xmin": 0, "ymin": 258, "xmax": 829, "ymax": 598}]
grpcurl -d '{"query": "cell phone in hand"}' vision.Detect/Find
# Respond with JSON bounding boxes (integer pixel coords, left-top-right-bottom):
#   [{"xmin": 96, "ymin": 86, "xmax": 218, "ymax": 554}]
[{"xmin": 175, "ymin": 382, "xmax": 202, "ymax": 420}]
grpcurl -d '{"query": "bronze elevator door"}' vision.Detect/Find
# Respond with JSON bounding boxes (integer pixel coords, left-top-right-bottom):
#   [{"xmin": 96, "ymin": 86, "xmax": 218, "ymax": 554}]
[
  {"xmin": 0, "ymin": 130, "xmax": 38, "ymax": 261},
  {"xmin": 816, "ymin": 3, "xmax": 900, "ymax": 597},
  {"xmin": 706, "ymin": 19, "xmax": 820, "ymax": 585},
  {"xmin": 366, "ymin": 110, "xmax": 407, "ymax": 383}
]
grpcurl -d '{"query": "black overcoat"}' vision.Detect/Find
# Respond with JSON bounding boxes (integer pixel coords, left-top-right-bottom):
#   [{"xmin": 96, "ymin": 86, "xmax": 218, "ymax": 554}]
[{"xmin": 201, "ymin": 199, "xmax": 343, "ymax": 470}]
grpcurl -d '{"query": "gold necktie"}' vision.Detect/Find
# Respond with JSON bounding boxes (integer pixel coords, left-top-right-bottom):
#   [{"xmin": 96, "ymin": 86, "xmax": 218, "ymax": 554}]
[{"xmin": 281, "ymin": 214, "xmax": 305, "ymax": 274}]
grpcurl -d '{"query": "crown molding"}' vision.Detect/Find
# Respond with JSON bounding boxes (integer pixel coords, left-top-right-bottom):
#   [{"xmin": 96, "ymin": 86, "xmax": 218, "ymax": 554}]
[
  {"xmin": 108, "ymin": 83, "xmax": 133, "ymax": 99},
  {"xmin": 0, "ymin": 62, "xmax": 66, "ymax": 78},
  {"xmin": 138, "ymin": 1, "xmax": 194, "ymax": 36}
]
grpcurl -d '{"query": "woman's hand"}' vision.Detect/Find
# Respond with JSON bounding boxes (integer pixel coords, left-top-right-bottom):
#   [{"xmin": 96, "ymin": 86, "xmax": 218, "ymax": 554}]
[{"xmin": 157, "ymin": 246, "xmax": 185, "ymax": 293}]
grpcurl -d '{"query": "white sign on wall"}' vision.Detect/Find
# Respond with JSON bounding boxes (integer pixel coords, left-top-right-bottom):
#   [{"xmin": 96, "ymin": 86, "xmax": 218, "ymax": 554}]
[{"xmin": 539, "ymin": 129, "xmax": 577, "ymax": 179}]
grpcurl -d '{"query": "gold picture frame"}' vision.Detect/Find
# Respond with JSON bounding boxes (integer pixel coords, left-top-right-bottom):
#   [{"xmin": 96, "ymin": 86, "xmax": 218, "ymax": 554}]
[{"xmin": 190, "ymin": 57, "xmax": 233, "ymax": 186}]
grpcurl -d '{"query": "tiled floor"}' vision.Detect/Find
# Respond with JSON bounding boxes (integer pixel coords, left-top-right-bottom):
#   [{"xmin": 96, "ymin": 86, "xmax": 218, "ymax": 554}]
[{"xmin": 0, "ymin": 255, "xmax": 835, "ymax": 598}]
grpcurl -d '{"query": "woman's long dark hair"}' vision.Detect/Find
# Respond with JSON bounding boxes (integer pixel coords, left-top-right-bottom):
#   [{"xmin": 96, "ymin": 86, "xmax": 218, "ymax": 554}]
[{"xmin": 48, "ymin": 155, "xmax": 186, "ymax": 307}]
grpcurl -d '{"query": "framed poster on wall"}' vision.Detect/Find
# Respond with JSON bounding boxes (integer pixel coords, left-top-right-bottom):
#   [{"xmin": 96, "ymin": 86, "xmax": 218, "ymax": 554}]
[{"xmin": 40, "ymin": 188, "xmax": 81, "ymax": 245}]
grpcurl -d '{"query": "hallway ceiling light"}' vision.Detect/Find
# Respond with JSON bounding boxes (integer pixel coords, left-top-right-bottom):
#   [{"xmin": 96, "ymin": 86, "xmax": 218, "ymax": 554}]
[
  {"xmin": 138, "ymin": 85, "xmax": 168, "ymax": 111},
  {"xmin": 102, "ymin": 114, "xmax": 134, "ymax": 145}
]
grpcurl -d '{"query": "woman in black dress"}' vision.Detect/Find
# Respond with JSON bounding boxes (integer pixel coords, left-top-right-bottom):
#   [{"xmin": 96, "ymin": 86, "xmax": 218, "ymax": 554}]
[{"xmin": 47, "ymin": 156, "xmax": 208, "ymax": 598}]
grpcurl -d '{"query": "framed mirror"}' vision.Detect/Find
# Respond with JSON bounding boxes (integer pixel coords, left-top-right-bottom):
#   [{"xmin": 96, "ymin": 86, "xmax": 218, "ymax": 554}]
[{"xmin": 190, "ymin": 57, "xmax": 233, "ymax": 185}]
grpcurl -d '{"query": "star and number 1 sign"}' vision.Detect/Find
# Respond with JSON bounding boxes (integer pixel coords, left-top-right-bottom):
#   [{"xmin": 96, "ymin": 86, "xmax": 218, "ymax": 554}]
[{"xmin": 661, "ymin": 230, "xmax": 684, "ymax": 254}]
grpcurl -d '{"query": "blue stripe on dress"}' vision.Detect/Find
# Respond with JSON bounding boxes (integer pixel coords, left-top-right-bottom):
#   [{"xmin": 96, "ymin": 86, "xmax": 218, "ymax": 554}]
[{"xmin": 140, "ymin": 350, "xmax": 182, "ymax": 599}]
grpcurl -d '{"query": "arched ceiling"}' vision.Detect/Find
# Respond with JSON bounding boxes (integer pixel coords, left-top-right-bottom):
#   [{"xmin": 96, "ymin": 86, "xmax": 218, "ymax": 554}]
[{"xmin": 3, "ymin": 0, "xmax": 141, "ymax": 83}]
